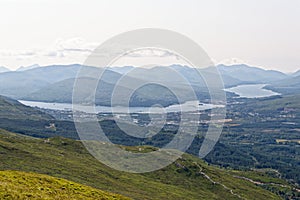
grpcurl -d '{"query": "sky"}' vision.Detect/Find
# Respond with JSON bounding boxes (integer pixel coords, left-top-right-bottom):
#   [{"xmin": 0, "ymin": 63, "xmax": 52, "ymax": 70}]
[{"xmin": 0, "ymin": 0, "xmax": 299, "ymax": 72}]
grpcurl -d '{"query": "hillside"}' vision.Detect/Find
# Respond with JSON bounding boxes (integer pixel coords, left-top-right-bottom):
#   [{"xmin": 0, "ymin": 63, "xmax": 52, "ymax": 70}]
[
  {"xmin": 292, "ymin": 70, "xmax": 300, "ymax": 77},
  {"xmin": 0, "ymin": 63, "xmax": 291, "ymax": 105},
  {"xmin": 0, "ymin": 95, "xmax": 78, "ymax": 139},
  {"xmin": 0, "ymin": 170, "xmax": 129, "ymax": 200},
  {"xmin": 0, "ymin": 95, "xmax": 53, "ymax": 120},
  {"xmin": 24, "ymin": 77, "xmax": 182, "ymax": 107},
  {"xmin": 0, "ymin": 129, "xmax": 297, "ymax": 199},
  {"xmin": 216, "ymin": 64, "xmax": 287, "ymax": 83},
  {"xmin": 23, "ymin": 71, "xmax": 207, "ymax": 107},
  {"xmin": 265, "ymin": 75, "xmax": 300, "ymax": 95},
  {"xmin": 0, "ymin": 64, "xmax": 103, "ymax": 99}
]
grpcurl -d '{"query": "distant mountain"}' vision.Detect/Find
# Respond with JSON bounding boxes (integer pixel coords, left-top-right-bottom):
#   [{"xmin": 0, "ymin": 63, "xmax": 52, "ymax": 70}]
[
  {"xmin": 0, "ymin": 64, "xmax": 91, "ymax": 99},
  {"xmin": 0, "ymin": 63, "xmax": 294, "ymax": 104},
  {"xmin": 216, "ymin": 64, "xmax": 288, "ymax": 84},
  {"xmin": 108, "ymin": 65, "xmax": 242, "ymax": 87},
  {"xmin": 115, "ymin": 64, "xmax": 288, "ymax": 89},
  {"xmin": 16, "ymin": 64, "xmax": 40, "ymax": 71},
  {"xmin": 108, "ymin": 66, "xmax": 134, "ymax": 74},
  {"xmin": 25, "ymin": 77, "xmax": 130, "ymax": 106},
  {"xmin": 292, "ymin": 69, "xmax": 300, "ymax": 77},
  {"xmin": 5, "ymin": 64, "xmax": 222, "ymax": 106},
  {"xmin": 264, "ymin": 75, "xmax": 300, "ymax": 95},
  {"xmin": 24, "ymin": 77, "xmax": 189, "ymax": 107},
  {"xmin": 0, "ymin": 66, "xmax": 10, "ymax": 73}
]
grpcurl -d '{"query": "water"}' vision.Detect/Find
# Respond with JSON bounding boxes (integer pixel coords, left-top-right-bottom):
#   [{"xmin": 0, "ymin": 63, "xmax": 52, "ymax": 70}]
[
  {"xmin": 225, "ymin": 84, "xmax": 280, "ymax": 98},
  {"xmin": 19, "ymin": 100, "xmax": 223, "ymax": 114}
]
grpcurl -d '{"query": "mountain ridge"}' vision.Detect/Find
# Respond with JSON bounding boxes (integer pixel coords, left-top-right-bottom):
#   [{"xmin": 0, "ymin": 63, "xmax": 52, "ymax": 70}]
[{"xmin": 0, "ymin": 63, "xmax": 299, "ymax": 105}]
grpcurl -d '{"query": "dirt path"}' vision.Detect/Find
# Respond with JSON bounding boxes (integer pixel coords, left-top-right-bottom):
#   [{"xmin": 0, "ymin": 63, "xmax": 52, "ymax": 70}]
[
  {"xmin": 233, "ymin": 175, "xmax": 300, "ymax": 193},
  {"xmin": 193, "ymin": 162, "xmax": 245, "ymax": 200}
]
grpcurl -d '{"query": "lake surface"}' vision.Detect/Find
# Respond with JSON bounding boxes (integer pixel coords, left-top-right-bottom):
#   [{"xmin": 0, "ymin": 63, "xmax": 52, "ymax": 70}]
[
  {"xmin": 19, "ymin": 100, "xmax": 223, "ymax": 114},
  {"xmin": 225, "ymin": 84, "xmax": 280, "ymax": 98}
]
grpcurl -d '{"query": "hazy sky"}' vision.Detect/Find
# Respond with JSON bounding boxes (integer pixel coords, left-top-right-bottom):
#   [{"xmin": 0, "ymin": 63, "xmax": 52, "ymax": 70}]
[{"xmin": 0, "ymin": 0, "xmax": 299, "ymax": 72}]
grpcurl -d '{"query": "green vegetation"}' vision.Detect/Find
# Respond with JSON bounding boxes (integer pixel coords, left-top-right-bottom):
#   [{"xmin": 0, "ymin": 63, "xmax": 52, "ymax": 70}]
[
  {"xmin": 0, "ymin": 95, "xmax": 53, "ymax": 120},
  {"xmin": 214, "ymin": 95, "xmax": 300, "ymax": 185},
  {"xmin": 231, "ymin": 95, "xmax": 300, "ymax": 112},
  {"xmin": 0, "ymin": 95, "xmax": 78, "ymax": 139},
  {"xmin": 0, "ymin": 94, "xmax": 299, "ymax": 193},
  {"xmin": 0, "ymin": 170, "xmax": 130, "ymax": 200},
  {"xmin": 0, "ymin": 129, "xmax": 297, "ymax": 199}
]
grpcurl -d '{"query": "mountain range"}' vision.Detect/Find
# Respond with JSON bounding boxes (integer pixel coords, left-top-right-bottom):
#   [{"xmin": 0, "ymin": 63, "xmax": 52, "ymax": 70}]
[
  {"xmin": 0, "ymin": 63, "xmax": 299, "ymax": 106},
  {"xmin": 16, "ymin": 64, "xmax": 41, "ymax": 71},
  {"xmin": 216, "ymin": 64, "xmax": 288, "ymax": 83},
  {"xmin": 292, "ymin": 69, "xmax": 300, "ymax": 77},
  {"xmin": 0, "ymin": 74, "xmax": 299, "ymax": 199}
]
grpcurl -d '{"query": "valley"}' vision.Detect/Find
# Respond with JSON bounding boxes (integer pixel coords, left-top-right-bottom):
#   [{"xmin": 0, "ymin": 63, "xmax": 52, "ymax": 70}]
[
  {"xmin": 2, "ymin": 1, "xmax": 300, "ymax": 199},
  {"xmin": 0, "ymin": 64, "xmax": 299, "ymax": 199}
]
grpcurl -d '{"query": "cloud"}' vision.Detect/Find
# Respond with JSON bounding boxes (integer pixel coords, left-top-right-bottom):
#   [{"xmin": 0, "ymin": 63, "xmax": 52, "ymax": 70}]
[
  {"xmin": 0, "ymin": 38, "xmax": 182, "ymax": 69},
  {"xmin": 54, "ymin": 37, "xmax": 97, "ymax": 54},
  {"xmin": 44, "ymin": 51, "xmax": 64, "ymax": 58},
  {"xmin": 0, "ymin": 50, "xmax": 37, "ymax": 57},
  {"xmin": 217, "ymin": 58, "xmax": 249, "ymax": 66},
  {"xmin": 123, "ymin": 48, "xmax": 178, "ymax": 58},
  {"xmin": 19, "ymin": 51, "xmax": 36, "ymax": 56},
  {"xmin": 0, "ymin": 37, "xmax": 98, "ymax": 60}
]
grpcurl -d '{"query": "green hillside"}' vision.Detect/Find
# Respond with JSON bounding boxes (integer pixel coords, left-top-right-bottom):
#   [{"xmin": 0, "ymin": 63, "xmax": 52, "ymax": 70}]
[
  {"xmin": 0, "ymin": 96, "xmax": 78, "ymax": 139},
  {"xmin": 0, "ymin": 129, "xmax": 296, "ymax": 200},
  {"xmin": 0, "ymin": 95, "xmax": 53, "ymax": 120},
  {"xmin": 0, "ymin": 170, "xmax": 130, "ymax": 200}
]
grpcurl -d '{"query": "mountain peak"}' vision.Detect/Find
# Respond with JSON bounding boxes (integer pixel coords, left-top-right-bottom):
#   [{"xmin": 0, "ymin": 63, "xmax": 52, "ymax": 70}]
[
  {"xmin": 216, "ymin": 63, "xmax": 287, "ymax": 83},
  {"xmin": 292, "ymin": 69, "xmax": 300, "ymax": 77},
  {"xmin": 17, "ymin": 64, "xmax": 40, "ymax": 71},
  {"xmin": 0, "ymin": 66, "xmax": 10, "ymax": 73}
]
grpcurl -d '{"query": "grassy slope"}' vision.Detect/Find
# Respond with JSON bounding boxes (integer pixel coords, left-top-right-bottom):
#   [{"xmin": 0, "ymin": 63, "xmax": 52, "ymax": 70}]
[
  {"xmin": 0, "ymin": 95, "xmax": 79, "ymax": 139},
  {"xmin": 0, "ymin": 170, "xmax": 130, "ymax": 200},
  {"xmin": 0, "ymin": 129, "xmax": 287, "ymax": 200},
  {"xmin": 0, "ymin": 95, "xmax": 53, "ymax": 120}
]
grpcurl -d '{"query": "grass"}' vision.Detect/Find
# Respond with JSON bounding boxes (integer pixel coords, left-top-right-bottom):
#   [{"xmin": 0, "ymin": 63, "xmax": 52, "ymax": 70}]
[
  {"xmin": 0, "ymin": 170, "xmax": 130, "ymax": 200},
  {"xmin": 0, "ymin": 95, "xmax": 53, "ymax": 121},
  {"xmin": 0, "ymin": 129, "xmax": 293, "ymax": 199}
]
